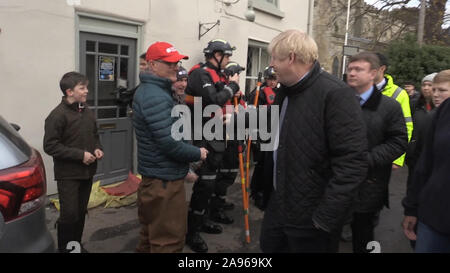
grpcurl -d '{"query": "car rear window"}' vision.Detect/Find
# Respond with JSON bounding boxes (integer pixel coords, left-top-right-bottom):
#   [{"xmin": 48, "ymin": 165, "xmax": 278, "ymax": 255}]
[{"xmin": 0, "ymin": 116, "xmax": 31, "ymax": 170}]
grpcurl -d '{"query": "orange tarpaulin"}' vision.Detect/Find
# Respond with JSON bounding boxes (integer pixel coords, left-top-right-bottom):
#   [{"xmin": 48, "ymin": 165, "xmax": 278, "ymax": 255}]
[
  {"xmin": 101, "ymin": 171, "xmax": 142, "ymax": 196},
  {"xmin": 50, "ymin": 172, "xmax": 143, "ymax": 210}
]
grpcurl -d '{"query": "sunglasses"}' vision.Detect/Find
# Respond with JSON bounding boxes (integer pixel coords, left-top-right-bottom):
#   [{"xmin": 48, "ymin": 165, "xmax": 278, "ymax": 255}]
[{"xmin": 155, "ymin": 60, "xmax": 181, "ymax": 68}]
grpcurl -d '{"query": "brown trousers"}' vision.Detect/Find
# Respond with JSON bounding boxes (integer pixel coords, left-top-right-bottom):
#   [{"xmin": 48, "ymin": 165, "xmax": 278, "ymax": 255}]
[{"xmin": 136, "ymin": 177, "xmax": 187, "ymax": 253}]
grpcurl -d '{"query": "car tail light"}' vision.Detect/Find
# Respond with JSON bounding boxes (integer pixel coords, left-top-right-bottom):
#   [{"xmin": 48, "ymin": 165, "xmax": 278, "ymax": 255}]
[{"xmin": 0, "ymin": 149, "xmax": 46, "ymax": 222}]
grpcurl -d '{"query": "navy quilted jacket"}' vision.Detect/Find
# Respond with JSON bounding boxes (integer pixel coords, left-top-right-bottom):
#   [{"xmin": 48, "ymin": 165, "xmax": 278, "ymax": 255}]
[
  {"xmin": 259, "ymin": 62, "xmax": 368, "ymax": 232},
  {"xmin": 132, "ymin": 72, "xmax": 201, "ymax": 181}
]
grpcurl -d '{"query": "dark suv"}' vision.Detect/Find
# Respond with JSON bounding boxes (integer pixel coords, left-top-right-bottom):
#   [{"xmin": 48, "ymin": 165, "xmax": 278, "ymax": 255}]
[{"xmin": 0, "ymin": 115, "xmax": 55, "ymax": 252}]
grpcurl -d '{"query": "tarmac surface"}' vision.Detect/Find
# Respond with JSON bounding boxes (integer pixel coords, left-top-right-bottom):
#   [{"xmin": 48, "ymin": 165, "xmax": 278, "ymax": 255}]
[{"xmin": 45, "ymin": 166, "xmax": 413, "ymax": 253}]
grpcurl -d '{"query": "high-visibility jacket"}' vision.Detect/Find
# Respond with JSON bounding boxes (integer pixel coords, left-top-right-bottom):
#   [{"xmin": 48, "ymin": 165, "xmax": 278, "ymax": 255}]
[{"xmin": 379, "ymin": 74, "xmax": 413, "ymax": 167}]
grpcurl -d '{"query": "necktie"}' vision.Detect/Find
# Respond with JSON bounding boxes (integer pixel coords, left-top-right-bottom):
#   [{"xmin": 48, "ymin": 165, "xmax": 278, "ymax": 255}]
[{"xmin": 356, "ymin": 95, "xmax": 363, "ymax": 106}]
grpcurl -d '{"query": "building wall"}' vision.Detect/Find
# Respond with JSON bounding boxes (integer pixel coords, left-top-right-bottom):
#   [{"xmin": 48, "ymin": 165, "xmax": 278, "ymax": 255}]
[{"xmin": 0, "ymin": 0, "xmax": 312, "ymax": 195}]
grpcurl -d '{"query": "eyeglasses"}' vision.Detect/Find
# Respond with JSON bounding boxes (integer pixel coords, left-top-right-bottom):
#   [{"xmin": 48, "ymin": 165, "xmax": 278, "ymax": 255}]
[{"xmin": 155, "ymin": 60, "xmax": 181, "ymax": 68}]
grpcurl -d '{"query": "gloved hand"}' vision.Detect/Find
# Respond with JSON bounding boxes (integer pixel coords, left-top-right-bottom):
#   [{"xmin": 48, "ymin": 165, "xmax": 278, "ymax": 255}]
[{"xmin": 224, "ymin": 81, "xmax": 240, "ymax": 98}]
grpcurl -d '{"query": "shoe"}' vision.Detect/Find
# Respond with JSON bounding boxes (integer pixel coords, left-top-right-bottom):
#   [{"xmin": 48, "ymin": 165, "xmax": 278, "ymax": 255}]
[
  {"xmin": 221, "ymin": 201, "xmax": 235, "ymax": 211},
  {"xmin": 201, "ymin": 220, "xmax": 223, "ymax": 234},
  {"xmin": 186, "ymin": 232, "xmax": 208, "ymax": 253},
  {"xmin": 210, "ymin": 210, "xmax": 234, "ymax": 225},
  {"xmin": 212, "ymin": 196, "xmax": 235, "ymax": 211}
]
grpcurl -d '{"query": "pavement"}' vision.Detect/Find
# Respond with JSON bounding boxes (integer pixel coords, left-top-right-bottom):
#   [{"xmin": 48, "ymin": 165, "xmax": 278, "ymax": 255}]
[{"xmin": 45, "ymin": 166, "xmax": 413, "ymax": 253}]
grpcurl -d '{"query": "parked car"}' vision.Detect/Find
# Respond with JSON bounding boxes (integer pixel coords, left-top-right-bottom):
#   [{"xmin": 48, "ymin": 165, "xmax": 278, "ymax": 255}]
[{"xmin": 0, "ymin": 115, "xmax": 55, "ymax": 253}]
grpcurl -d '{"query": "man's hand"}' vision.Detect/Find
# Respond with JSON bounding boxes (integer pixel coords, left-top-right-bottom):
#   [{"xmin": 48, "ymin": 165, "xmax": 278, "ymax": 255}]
[
  {"xmin": 228, "ymin": 73, "xmax": 241, "ymax": 97},
  {"xmin": 94, "ymin": 149, "xmax": 104, "ymax": 160},
  {"xmin": 392, "ymin": 164, "xmax": 401, "ymax": 170},
  {"xmin": 185, "ymin": 171, "xmax": 199, "ymax": 183},
  {"xmin": 83, "ymin": 151, "xmax": 96, "ymax": 165},
  {"xmin": 402, "ymin": 216, "xmax": 417, "ymax": 241},
  {"xmin": 200, "ymin": 147, "xmax": 208, "ymax": 160}
]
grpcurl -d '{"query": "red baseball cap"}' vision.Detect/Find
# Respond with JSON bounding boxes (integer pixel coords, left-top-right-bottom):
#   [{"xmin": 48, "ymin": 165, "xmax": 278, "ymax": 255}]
[{"xmin": 146, "ymin": 42, "xmax": 189, "ymax": 62}]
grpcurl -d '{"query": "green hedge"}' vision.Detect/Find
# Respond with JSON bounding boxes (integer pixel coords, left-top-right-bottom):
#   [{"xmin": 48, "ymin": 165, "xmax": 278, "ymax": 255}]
[{"xmin": 385, "ymin": 36, "xmax": 450, "ymax": 89}]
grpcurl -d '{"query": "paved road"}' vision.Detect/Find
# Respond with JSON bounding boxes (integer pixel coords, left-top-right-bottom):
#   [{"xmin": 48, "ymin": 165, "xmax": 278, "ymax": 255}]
[{"xmin": 45, "ymin": 166, "xmax": 413, "ymax": 253}]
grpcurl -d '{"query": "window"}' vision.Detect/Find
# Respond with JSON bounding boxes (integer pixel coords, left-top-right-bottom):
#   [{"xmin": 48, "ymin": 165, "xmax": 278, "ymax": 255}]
[
  {"xmin": 332, "ymin": 57, "xmax": 340, "ymax": 77},
  {"xmin": 245, "ymin": 40, "xmax": 270, "ymax": 97},
  {"xmin": 265, "ymin": 0, "xmax": 278, "ymax": 5},
  {"xmin": 253, "ymin": 0, "xmax": 285, "ymax": 18},
  {"xmin": 334, "ymin": 22, "xmax": 339, "ymax": 33}
]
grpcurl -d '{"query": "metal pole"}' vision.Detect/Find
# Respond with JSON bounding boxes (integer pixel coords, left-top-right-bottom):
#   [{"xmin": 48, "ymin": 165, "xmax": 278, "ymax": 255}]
[
  {"xmin": 307, "ymin": 0, "xmax": 315, "ymax": 35},
  {"xmin": 417, "ymin": 0, "xmax": 426, "ymax": 47},
  {"xmin": 342, "ymin": 0, "xmax": 351, "ymax": 79}
]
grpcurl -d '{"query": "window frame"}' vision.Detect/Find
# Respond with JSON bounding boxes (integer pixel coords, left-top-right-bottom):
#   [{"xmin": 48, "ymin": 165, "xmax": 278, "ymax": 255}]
[
  {"xmin": 252, "ymin": 0, "xmax": 285, "ymax": 18},
  {"xmin": 245, "ymin": 40, "xmax": 271, "ymax": 96}
]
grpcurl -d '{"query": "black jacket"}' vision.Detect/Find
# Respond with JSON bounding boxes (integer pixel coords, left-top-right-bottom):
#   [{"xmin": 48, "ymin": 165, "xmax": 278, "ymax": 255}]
[
  {"xmin": 185, "ymin": 62, "xmax": 238, "ymax": 107},
  {"xmin": 248, "ymin": 83, "xmax": 278, "ymax": 106},
  {"xmin": 406, "ymin": 95, "xmax": 435, "ymax": 170},
  {"xmin": 409, "ymin": 91, "xmax": 421, "ymax": 113},
  {"xmin": 257, "ymin": 62, "xmax": 368, "ymax": 232},
  {"xmin": 44, "ymin": 98, "xmax": 102, "ymax": 180},
  {"xmin": 185, "ymin": 62, "xmax": 239, "ymax": 152},
  {"xmin": 353, "ymin": 87, "xmax": 408, "ymax": 213},
  {"xmin": 403, "ymin": 98, "xmax": 450, "ymax": 235}
]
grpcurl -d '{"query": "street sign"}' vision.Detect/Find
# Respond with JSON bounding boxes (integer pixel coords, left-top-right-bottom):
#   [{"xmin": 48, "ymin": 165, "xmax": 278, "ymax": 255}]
[{"xmin": 343, "ymin": 45, "xmax": 359, "ymax": 56}]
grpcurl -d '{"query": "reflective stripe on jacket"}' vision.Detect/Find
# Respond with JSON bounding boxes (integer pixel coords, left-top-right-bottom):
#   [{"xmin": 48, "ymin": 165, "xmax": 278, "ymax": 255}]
[{"xmin": 379, "ymin": 74, "xmax": 413, "ymax": 167}]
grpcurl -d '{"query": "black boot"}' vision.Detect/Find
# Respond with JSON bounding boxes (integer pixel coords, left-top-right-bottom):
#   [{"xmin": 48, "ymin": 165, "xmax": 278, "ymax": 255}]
[
  {"xmin": 212, "ymin": 195, "xmax": 235, "ymax": 211},
  {"xmin": 186, "ymin": 232, "xmax": 208, "ymax": 253},
  {"xmin": 186, "ymin": 212, "xmax": 209, "ymax": 253},
  {"xmin": 210, "ymin": 209, "xmax": 234, "ymax": 225},
  {"xmin": 201, "ymin": 219, "xmax": 223, "ymax": 234},
  {"xmin": 221, "ymin": 200, "xmax": 235, "ymax": 211}
]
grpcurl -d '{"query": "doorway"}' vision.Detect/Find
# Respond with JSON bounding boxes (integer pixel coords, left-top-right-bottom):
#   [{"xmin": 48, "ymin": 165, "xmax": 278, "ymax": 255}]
[{"xmin": 79, "ymin": 32, "xmax": 136, "ymax": 185}]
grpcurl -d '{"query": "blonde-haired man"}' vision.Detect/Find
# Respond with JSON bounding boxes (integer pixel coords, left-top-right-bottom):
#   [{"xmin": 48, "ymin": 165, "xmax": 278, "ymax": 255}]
[{"xmin": 257, "ymin": 29, "xmax": 368, "ymax": 253}]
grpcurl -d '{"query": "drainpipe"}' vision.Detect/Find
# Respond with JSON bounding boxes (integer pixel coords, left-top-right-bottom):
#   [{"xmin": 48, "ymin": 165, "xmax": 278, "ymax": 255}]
[
  {"xmin": 341, "ymin": 0, "xmax": 351, "ymax": 79},
  {"xmin": 307, "ymin": 0, "xmax": 314, "ymax": 35}
]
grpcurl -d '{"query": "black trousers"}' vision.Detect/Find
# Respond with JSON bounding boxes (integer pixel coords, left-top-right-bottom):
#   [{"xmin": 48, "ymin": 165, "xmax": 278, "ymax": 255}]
[
  {"xmin": 214, "ymin": 171, "xmax": 237, "ymax": 198},
  {"xmin": 56, "ymin": 178, "xmax": 93, "ymax": 250},
  {"xmin": 260, "ymin": 191, "xmax": 341, "ymax": 253},
  {"xmin": 351, "ymin": 211, "xmax": 379, "ymax": 253},
  {"xmin": 250, "ymin": 143, "xmax": 264, "ymax": 194},
  {"xmin": 214, "ymin": 141, "xmax": 239, "ymax": 198},
  {"xmin": 188, "ymin": 148, "xmax": 223, "ymax": 234},
  {"xmin": 189, "ymin": 149, "xmax": 223, "ymax": 210}
]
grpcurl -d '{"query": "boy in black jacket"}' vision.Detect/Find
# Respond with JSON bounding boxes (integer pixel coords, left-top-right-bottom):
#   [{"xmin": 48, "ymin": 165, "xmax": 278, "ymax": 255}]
[
  {"xmin": 44, "ymin": 72, "xmax": 103, "ymax": 253},
  {"xmin": 402, "ymin": 69, "xmax": 450, "ymax": 253}
]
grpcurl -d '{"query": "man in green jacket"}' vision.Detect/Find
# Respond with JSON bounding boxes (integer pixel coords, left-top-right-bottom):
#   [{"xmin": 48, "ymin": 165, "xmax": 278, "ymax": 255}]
[
  {"xmin": 375, "ymin": 53, "xmax": 412, "ymax": 169},
  {"xmin": 132, "ymin": 42, "xmax": 208, "ymax": 253}
]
